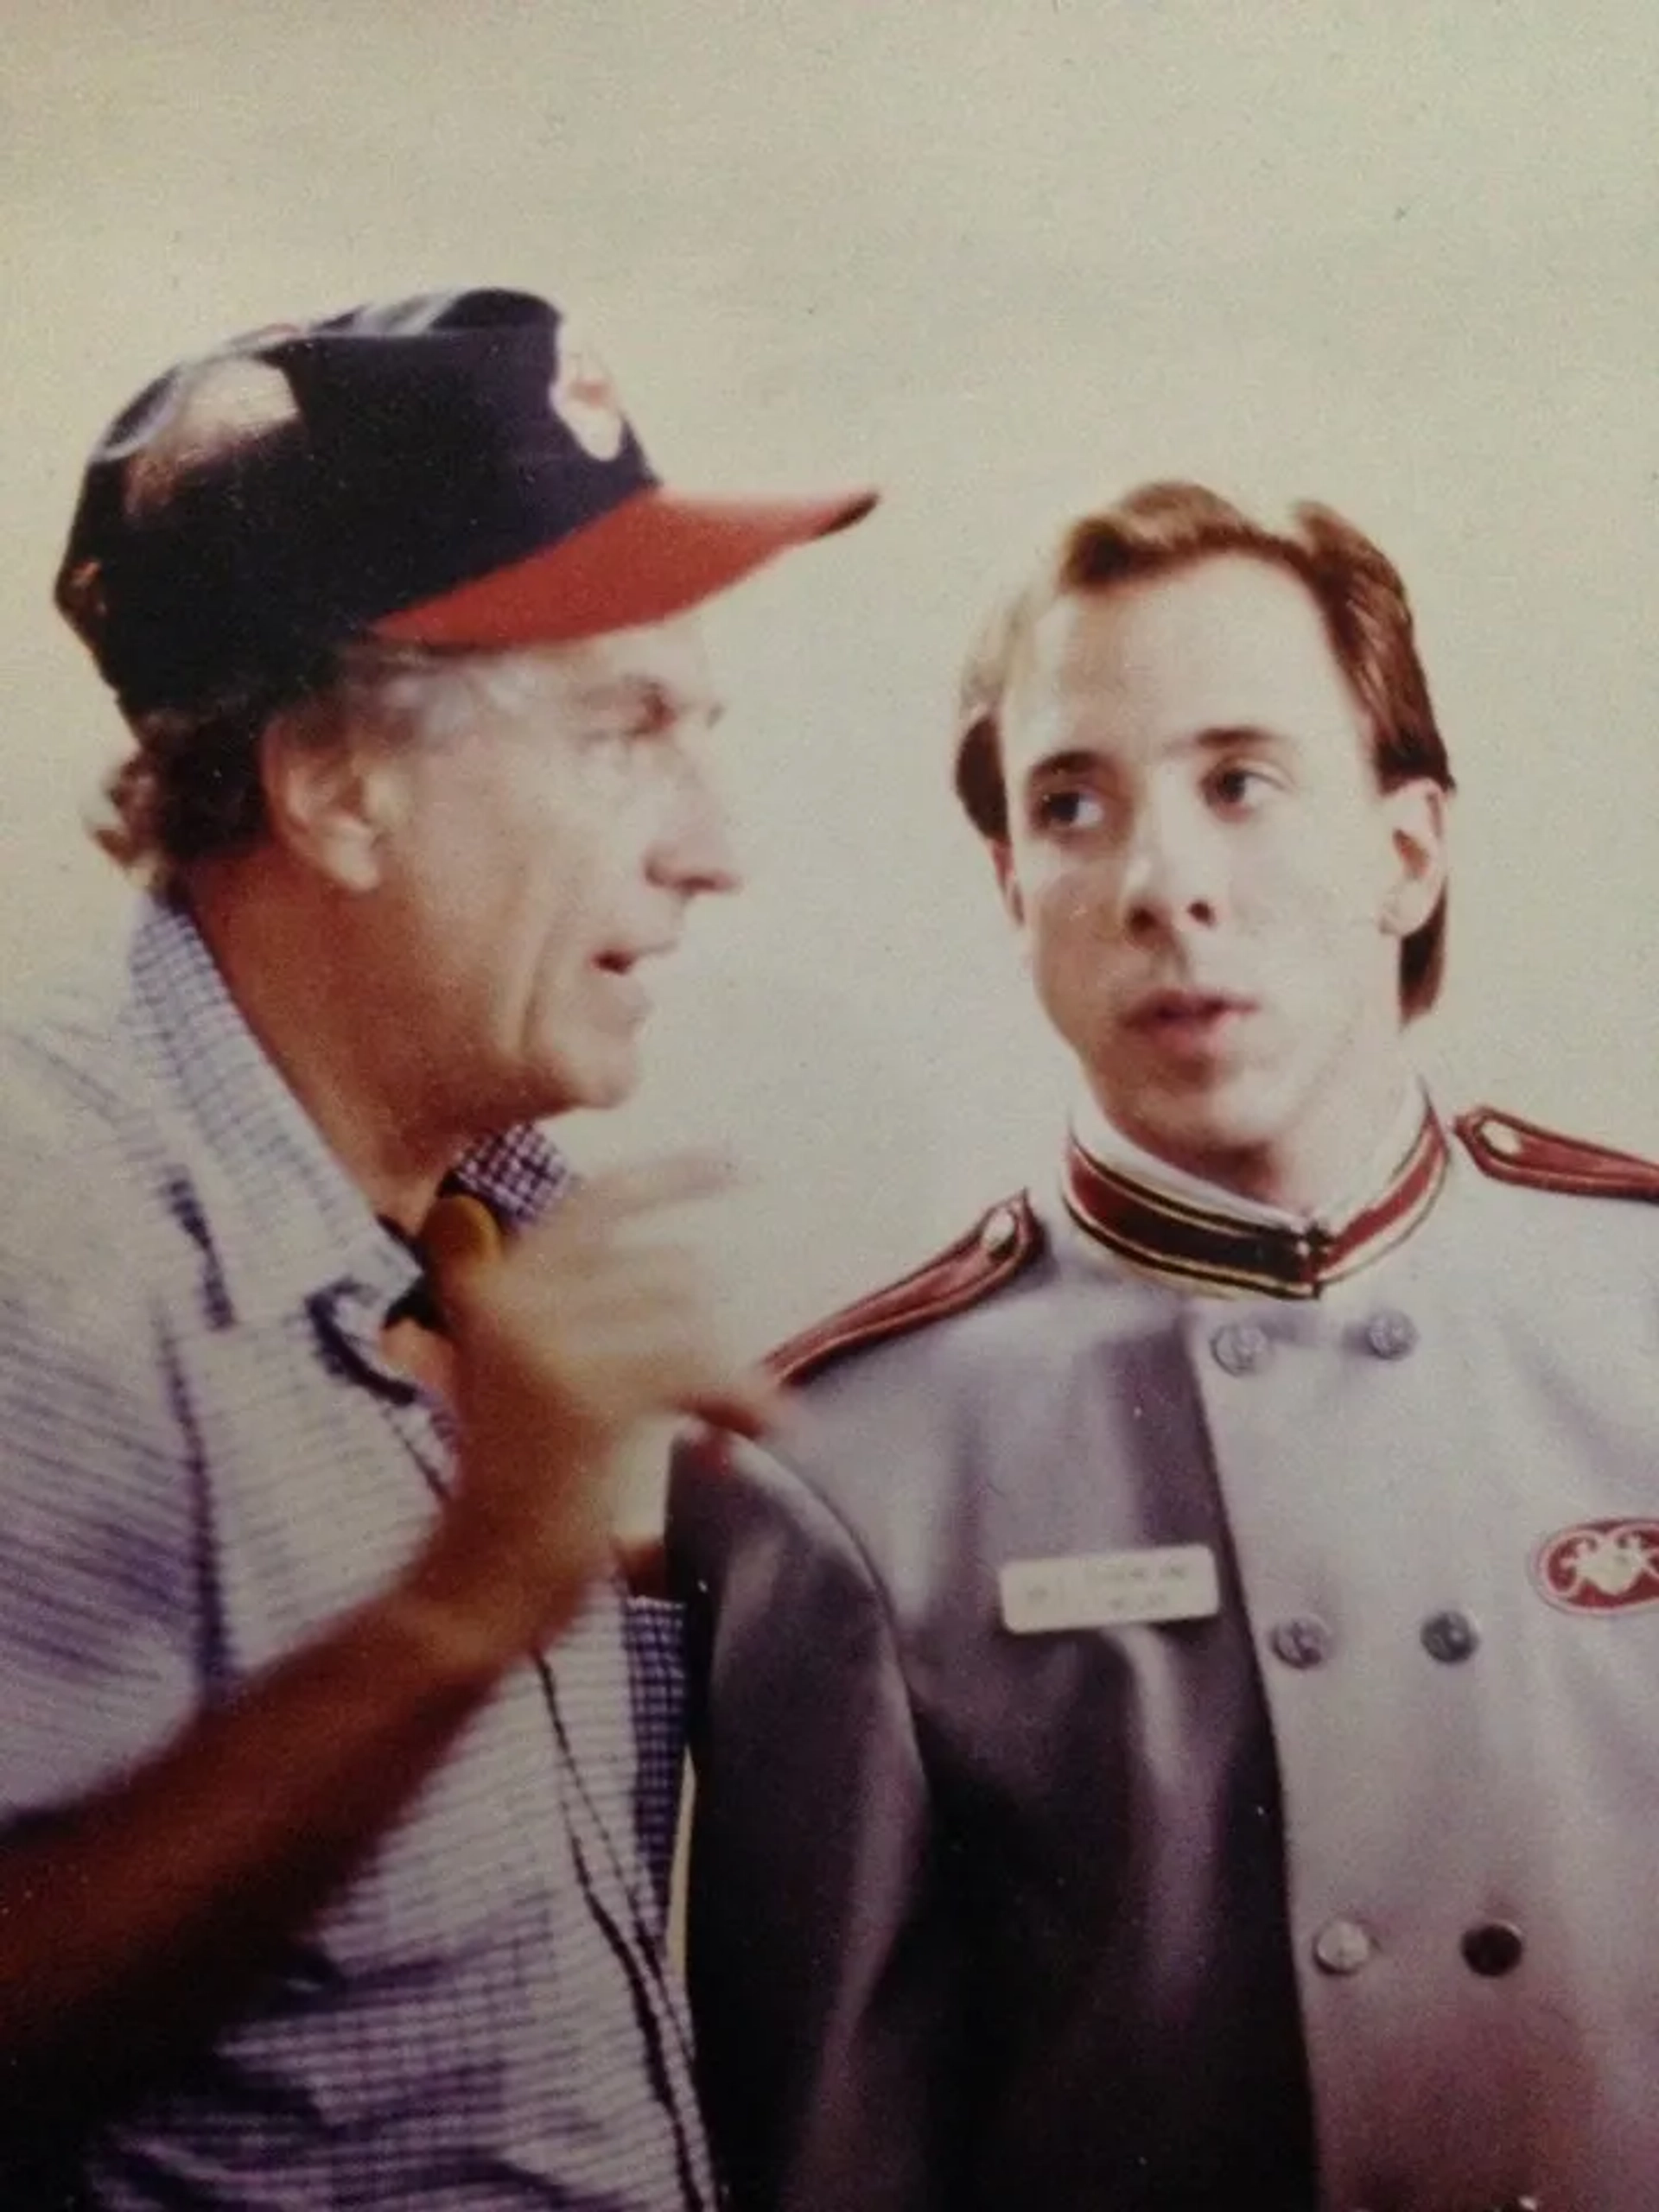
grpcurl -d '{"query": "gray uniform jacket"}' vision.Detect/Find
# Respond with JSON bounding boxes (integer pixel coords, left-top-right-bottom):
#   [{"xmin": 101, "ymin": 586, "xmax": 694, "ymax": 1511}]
[{"xmin": 669, "ymin": 1107, "xmax": 1659, "ymax": 2212}]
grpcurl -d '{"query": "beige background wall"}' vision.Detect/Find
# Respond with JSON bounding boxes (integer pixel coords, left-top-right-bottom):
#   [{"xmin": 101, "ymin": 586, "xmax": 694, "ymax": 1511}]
[{"xmin": 3, "ymin": 2, "xmax": 1655, "ymax": 1351}]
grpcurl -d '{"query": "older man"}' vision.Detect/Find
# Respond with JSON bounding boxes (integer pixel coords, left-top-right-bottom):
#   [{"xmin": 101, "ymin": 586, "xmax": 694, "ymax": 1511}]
[
  {"xmin": 673, "ymin": 481, "xmax": 1659, "ymax": 2212},
  {"xmin": 0, "ymin": 285, "xmax": 871, "ymax": 2208}
]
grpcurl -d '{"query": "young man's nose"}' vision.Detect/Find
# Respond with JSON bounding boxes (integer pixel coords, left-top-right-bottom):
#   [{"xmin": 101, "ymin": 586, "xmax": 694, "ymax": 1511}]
[{"xmin": 1116, "ymin": 801, "xmax": 1219, "ymax": 934}]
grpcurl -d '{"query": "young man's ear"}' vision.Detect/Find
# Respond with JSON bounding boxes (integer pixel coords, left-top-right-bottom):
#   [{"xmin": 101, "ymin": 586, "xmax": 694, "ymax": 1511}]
[
  {"xmin": 993, "ymin": 839, "xmax": 1027, "ymax": 930},
  {"xmin": 258, "ymin": 715, "xmax": 405, "ymax": 893},
  {"xmin": 1381, "ymin": 779, "xmax": 1450, "ymax": 939}
]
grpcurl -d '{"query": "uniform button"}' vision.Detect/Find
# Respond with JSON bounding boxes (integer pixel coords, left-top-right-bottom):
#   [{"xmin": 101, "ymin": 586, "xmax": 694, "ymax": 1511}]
[
  {"xmin": 1211, "ymin": 1321, "xmax": 1270, "ymax": 1376},
  {"xmin": 1421, "ymin": 1608, "xmax": 1480, "ymax": 1662},
  {"xmin": 1269, "ymin": 1615, "xmax": 1333, "ymax": 1669},
  {"xmin": 980, "ymin": 1205, "xmax": 1020, "ymax": 1258},
  {"xmin": 1461, "ymin": 1919, "xmax": 1525, "ymax": 1977},
  {"xmin": 1363, "ymin": 1307, "xmax": 1418, "ymax": 1360},
  {"xmin": 1312, "ymin": 1916, "xmax": 1376, "ymax": 1974}
]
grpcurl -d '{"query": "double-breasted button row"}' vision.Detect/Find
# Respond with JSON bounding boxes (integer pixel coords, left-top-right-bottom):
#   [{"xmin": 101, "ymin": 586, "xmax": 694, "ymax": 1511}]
[
  {"xmin": 1311, "ymin": 1916, "xmax": 1526, "ymax": 1977},
  {"xmin": 1208, "ymin": 1309, "xmax": 1419, "ymax": 1376},
  {"xmin": 1312, "ymin": 1916, "xmax": 1376, "ymax": 1974},
  {"xmin": 1421, "ymin": 1607, "xmax": 1480, "ymax": 1662},
  {"xmin": 1210, "ymin": 1321, "xmax": 1270, "ymax": 1376},
  {"xmin": 1266, "ymin": 1608, "xmax": 1481, "ymax": 1668},
  {"xmin": 1268, "ymin": 1616, "xmax": 1332, "ymax": 1669},
  {"xmin": 1462, "ymin": 1919, "xmax": 1526, "ymax": 1976},
  {"xmin": 1363, "ymin": 1306, "xmax": 1417, "ymax": 1360}
]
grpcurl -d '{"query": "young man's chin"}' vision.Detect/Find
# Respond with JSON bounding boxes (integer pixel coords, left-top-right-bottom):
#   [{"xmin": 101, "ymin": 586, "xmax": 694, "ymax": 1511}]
[{"xmin": 1107, "ymin": 1079, "xmax": 1292, "ymax": 1182}]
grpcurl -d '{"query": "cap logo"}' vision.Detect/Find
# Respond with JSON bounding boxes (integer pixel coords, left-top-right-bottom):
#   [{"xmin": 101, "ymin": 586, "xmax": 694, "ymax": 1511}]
[
  {"xmin": 1532, "ymin": 1517, "xmax": 1659, "ymax": 1614},
  {"xmin": 549, "ymin": 328, "xmax": 626, "ymax": 461},
  {"xmin": 123, "ymin": 357, "xmax": 299, "ymax": 519}
]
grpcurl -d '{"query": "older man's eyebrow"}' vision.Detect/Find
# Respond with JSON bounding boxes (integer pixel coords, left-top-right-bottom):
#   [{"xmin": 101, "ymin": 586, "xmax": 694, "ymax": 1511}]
[{"xmin": 574, "ymin": 677, "xmax": 725, "ymax": 730}]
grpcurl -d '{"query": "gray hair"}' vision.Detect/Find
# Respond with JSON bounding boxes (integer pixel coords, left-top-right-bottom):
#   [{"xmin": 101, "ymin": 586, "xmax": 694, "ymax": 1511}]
[{"xmin": 92, "ymin": 639, "xmax": 550, "ymax": 893}]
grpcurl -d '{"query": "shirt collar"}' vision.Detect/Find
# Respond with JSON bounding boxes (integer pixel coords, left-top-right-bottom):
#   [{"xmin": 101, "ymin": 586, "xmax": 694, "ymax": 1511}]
[
  {"xmin": 128, "ymin": 896, "xmax": 573, "ymax": 1325},
  {"xmin": 1061, "ymin": 1081, "xmax": 1447, "ymax": 1298}
]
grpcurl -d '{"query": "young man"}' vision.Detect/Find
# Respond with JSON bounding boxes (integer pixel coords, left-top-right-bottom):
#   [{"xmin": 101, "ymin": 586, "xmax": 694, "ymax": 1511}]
[
  {"xmin": 0, "ymin": 285, "xmax": 873, "ymax": 2208},
  {"xmin": 673, "ymin": 481, "xmax": 1659, "ymax": 2212}
]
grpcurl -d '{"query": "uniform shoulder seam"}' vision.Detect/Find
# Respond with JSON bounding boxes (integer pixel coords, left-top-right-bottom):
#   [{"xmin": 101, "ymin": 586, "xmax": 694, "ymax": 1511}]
[
  {"xmin": 767, "ymin": 1192, "xmax": 1043, "ymax": 1388},
  {"xmin": 1454, "ymin": 1104, "xmax": 1659, "ymax": 1202}
]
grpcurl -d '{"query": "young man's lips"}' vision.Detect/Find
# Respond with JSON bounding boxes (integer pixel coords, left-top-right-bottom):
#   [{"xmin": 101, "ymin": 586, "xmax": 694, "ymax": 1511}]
[
  {"xmin": 1128, "ymin": 990, "xmax": 1255, "ymax": 1028},
  {"xmin": 1124, "ymin": 992, "xmax": 1258, "ymax": 1050}
]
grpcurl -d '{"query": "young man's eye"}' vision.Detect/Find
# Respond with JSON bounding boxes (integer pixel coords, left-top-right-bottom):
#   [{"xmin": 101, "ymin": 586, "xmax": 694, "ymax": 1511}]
[
  {"xmin": 1208, "ymin": 763, "xmax": 1273, "ymax": 810},
  {"xmin": 1033, "ymin": 787, "xmax": 1106, "ymax": 833}
]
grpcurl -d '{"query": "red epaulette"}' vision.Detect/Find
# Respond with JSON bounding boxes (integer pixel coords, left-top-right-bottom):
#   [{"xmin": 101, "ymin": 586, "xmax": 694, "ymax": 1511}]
[
  {"xmin": 768, "ymin": 1193, "xmax": 1043, "ymax": 1389},
  {"xmin": 1455, "ymin": 1105, "xmax": 1659, "ymax": 1203}
]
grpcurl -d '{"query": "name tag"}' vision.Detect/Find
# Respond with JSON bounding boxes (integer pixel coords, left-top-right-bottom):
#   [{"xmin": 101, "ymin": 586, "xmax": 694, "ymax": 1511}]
[{"xmin": 1000, "ymin": 1545, "xmax": 1220, "ymax": 1633}]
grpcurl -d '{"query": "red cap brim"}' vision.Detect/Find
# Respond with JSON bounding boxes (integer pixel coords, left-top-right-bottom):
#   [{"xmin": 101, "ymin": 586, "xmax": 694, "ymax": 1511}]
[{"xmin": 372, "ymin": 482, "xmax": 877, "ymax": 650}]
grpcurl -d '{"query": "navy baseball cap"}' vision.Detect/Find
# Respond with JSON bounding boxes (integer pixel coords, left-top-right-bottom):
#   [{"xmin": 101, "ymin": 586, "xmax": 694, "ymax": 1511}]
[{"xmin": 55, "ymin": 287, "xmax": 877, "ymax": 715}]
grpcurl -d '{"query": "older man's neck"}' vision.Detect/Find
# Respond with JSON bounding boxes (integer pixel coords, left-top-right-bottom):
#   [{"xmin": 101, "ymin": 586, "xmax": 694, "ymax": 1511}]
[{"xmin": 186, "ymin": 861, "xmax": 463, "ymax": 1234}]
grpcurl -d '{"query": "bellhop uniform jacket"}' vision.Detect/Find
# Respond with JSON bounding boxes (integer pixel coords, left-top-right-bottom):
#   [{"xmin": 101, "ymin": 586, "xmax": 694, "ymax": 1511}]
[{"xmin": 669, "ymin": 1104, "xmax": 1659, "ymax": 2212}]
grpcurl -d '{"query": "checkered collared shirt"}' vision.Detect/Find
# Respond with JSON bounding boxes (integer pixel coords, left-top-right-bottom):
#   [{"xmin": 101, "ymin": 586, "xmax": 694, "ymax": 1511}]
[{"xmin": 0, "ymin": 897, "xmax": 712, "ymax": 2210}]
